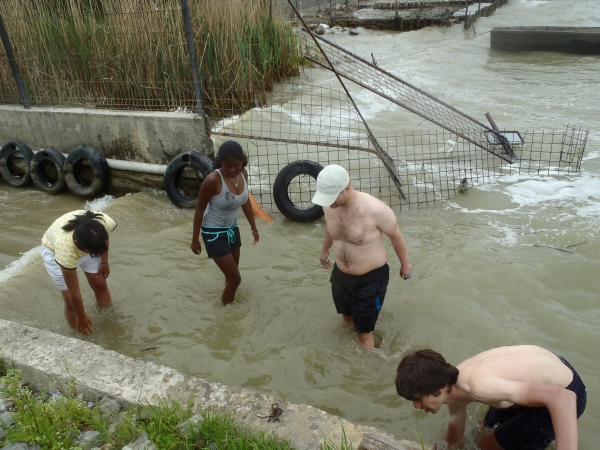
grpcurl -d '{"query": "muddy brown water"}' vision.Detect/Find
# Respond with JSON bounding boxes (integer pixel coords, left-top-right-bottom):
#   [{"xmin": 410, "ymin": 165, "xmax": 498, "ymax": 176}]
[{"xmin": 1, "ymin": 0, "xmax": 599, "ymax": 447}]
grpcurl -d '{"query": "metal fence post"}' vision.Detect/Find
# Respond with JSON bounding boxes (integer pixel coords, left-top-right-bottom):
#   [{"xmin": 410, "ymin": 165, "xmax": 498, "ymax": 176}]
[
  {"xmin": 0, "ymin": 11, "xmax": 30, "ymax": 109},
  {"xmin": 179, "ymin": 0, "xmax": 209, "ymax": 134}
]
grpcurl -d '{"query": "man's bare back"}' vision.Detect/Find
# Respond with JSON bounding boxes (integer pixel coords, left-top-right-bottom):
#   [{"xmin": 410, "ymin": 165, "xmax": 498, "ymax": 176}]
[
  {"xmin": 396, "ymin": 345, "xmax": 585, "ymax": 450},
  {"xmin": 457, "ymin": 345, "xmax": 574, "ymax": 408},
  {"xmin": 456, "ymin": 345, "xmax": 573, "ymax": 408}
]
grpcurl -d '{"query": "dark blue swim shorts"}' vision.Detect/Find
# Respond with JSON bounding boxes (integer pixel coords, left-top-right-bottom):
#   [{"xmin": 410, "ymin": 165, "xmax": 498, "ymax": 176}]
[
  {"xmin": 329, "ymin": 263, "xmax": 389, "ymax": 334},
  {"xmin": 483, "ymin": 355, "xmax": 587, "ymax": 450}
]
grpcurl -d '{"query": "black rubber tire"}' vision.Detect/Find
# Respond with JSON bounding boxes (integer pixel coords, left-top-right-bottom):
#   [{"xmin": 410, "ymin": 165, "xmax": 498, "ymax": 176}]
[
  {"xmin": 30, "ymin": 147, "xmax": 67, "ymax": 195},
  {"xmin": 0, "ymin": 141, "xmax": 34, "ymax": 187},
  {"xmin": 273, "ymin": 160, "xmax": 324, "ymax": 222},
  {"xmin": 64, "ymin": 145, "xmax": 110, "ymax": 197},
  {"xmin": 164, "ymin": 151, "xmax": 213, "ymax": 208}
]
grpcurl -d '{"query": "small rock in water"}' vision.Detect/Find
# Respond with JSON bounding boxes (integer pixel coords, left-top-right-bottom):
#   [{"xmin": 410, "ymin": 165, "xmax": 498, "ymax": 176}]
[{"xmin": 349, "ymin": 29, "xmax": 359, "ymax": 35}]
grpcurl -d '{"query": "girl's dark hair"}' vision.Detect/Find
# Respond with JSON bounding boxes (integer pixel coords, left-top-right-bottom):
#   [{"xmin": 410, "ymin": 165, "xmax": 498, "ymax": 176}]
[
  {"xmin": 62, "ymin": 211, "xmax": 109, "ymax": 257},
  {"xmin": 395, "ymin": 349, "xmax": 459, "ymax": 401},
  {"xmin": 213, "ymin": 140, "xmax": 247, "ymax": 169}
]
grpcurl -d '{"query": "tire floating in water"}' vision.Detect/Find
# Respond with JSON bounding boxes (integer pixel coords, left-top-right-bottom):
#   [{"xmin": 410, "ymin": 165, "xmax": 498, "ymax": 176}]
[
  {"xmin": 0, "ymin": 141, "xmax": 34, "ymax": 187},
  {"xmin": 273, "ymin": 160, "xmax": 324, "ymax": 222},
  {"xmin": 63, "ymin": 145, "xmax": 110, "ymax": 197},
  {"xmin": 164, "ymin": 151, "xmax": 213, "ymax": 208},
  {"xmin": 30, "ymin": 147, "xmax": 67, "ymax": 195}
]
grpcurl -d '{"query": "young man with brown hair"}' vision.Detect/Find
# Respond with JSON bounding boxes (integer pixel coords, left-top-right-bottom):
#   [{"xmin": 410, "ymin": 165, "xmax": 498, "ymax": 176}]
[{"xmin": 395, "ymin": 345, "xmax": 587, "ymax": 450}]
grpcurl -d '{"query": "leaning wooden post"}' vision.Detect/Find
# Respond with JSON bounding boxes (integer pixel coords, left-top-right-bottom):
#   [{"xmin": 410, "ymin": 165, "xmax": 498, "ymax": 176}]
[
  {"xmin": 179, "ymin": 0, "xmax": 209, "ymax": 135},
  {"xmin": 0, "ymin": 11, "xmax": 30, "ymax": 109}
]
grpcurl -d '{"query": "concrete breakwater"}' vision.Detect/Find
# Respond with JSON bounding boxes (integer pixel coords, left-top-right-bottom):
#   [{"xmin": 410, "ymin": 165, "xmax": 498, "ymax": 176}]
[
  {"xmin": 0, "ymin": 319, "xmax": 425, "ymax": 450},
  {"xmin": 491, "ymin": 26, "xmax": 600, "ymax": 54},
  {"xmin": 0, "ymin": 106, "xmax": 213, "ymax": 197},
  {"xmin": 303, "ymin": 0, "xmax": 508, "ymax": 31}
]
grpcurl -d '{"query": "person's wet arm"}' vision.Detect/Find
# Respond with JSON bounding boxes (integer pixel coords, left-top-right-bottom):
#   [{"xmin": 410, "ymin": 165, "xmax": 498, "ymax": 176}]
[
  {"xmin": 191, "ymin": 173, "xmax": 218, "ymax": 254},
  {"xmin": 320, "ymin": 228, "xmax": 333, "ymax": 269},
  {"xmin": 377, "ymin": 205, "xmax": 412, "ymax": 278},
  {"xmin": 61, "ymin": 267, "xmax": 93, "ymax": 335},
  {"xmin": 241, "ymin": 197, "xmax": 259, "ymax": 244},
  {"xmin": 445, "ymin": 403, "xmax": 467, "ymax": 447}
]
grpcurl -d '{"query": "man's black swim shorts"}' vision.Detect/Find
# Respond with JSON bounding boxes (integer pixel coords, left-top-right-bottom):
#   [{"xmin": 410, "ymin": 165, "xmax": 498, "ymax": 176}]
[{"xmin": 330, "ymin": 263, "xmax": 389, "ymax": 334}]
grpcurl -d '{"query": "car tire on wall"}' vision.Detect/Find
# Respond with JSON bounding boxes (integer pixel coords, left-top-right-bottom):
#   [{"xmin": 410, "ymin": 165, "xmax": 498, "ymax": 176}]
[
  {"xmin": 273, "ymin": 160, "xmax": 324, "ymax": 222},
  {"xmin": 164, "ymin": 151, "xmax": 213, "ymax": 208},
  {"xmin": 30, "ymin": 147, "xmax": 67, "ymax": 195},
  {"xmin": 0, "ymin": 141, "xmax": 34, "ymax": 187},
  {"xmin": 64, "ymin": 145, "xmax": 110, "ymax": 197}
]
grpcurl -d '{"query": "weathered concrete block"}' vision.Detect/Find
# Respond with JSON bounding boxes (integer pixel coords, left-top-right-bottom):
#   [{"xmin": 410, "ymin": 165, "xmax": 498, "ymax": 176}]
[
  {"xmin": 0, "ymin": 106, "xmax": 214, "ymax": 165},
  {"xmin": 0, "ymin": 319, "xmax": 425, "ymax": 450}
]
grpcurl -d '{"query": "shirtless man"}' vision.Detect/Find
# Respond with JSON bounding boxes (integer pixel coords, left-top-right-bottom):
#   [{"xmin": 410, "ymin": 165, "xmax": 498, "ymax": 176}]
[
  {"xmin": 395, "ymin": 345, "xmax": 587, "ymax": 450},
  {"xmin": 312, "ymin": 164, "xmax": 412, "ymax": 350}
]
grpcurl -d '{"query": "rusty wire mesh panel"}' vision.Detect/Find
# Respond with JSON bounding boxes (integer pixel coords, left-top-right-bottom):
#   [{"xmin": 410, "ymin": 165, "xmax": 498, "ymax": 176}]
[
  {"xmin": 210, "ymin": 77, "xmax": 589, "ymax": 210},
  {"xmin": 241, "ymin": 129, "xmax": 501, "ymax": 212},
  {"xmin": 299, "ymin": 30, "xmax": 515, "ymax": 163},
  {"xmin": 211, "ymin": 78, "xmax": 588, "ymax": 212},
  {"xmin": 510, "ymin": 126, "xmax": 589, "ymax": 176},
  {"xmin": 212, "ymin": 81, "xmax": 373, "ymax": 150}
]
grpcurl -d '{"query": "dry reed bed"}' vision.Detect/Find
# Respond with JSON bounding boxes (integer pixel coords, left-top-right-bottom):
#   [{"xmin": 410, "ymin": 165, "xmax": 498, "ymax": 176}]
[{"xmin": 0, "ymin": 0, "xmax": 302, "ymax": 117}]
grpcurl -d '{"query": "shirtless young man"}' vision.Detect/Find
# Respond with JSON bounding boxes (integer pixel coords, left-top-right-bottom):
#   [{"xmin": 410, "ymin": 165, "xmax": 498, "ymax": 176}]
[
  {"xmin": 395, "ymin": 345, "xmax": 587, "ymax": 450},
  {"xmin": 312, "ymin": 164, "xmax": 412, "ymax": 350}
]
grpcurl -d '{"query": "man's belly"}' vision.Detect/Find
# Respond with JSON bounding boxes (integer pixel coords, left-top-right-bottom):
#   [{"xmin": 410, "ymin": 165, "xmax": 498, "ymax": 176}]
[{"xmin": 333, "ymin": 243, "xmax": 388, "ymax": 276}]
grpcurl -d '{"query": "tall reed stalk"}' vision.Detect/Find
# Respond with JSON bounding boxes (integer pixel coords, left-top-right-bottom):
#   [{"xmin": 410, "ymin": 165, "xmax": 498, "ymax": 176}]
[{"xmin": 0, "ymin": 0, "xmax": 302, "ymax": 118}]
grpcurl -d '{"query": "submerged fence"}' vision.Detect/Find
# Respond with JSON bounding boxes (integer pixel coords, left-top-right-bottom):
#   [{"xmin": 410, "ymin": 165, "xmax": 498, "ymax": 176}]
[
  {"xmin": 0, "ymin": 0, "xmax": 590, "ymax": 213},
  {"xmin": 211, "ymin": 79, "xmax": 589, "ymax": 211}
]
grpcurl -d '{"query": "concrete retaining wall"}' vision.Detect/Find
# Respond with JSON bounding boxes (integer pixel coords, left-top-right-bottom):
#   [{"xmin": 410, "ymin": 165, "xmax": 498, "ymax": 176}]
[
  {"xmin": 490, "ymin": 26, "xmax": 600, "ymax": 54},
  {"xmin": 0, "ymin": 106, "xmax": 214, "ymax": 165},
  {"xmin": 0, "ymin": 319, "xmax": 424, "ymax": 450}
]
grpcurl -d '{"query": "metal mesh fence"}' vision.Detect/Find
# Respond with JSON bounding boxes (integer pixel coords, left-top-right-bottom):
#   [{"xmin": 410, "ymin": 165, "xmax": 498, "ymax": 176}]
[
  {"xmin": 0, "ymin": 1, "xmax": 197, "ymax": 111},
  {"xmin": 300, "ymin": 30, "xmax": 515, "ymax": 162},
  {"xmin": 234, "ymin": 127, "xmax": 590, "ymax": 212},
  {"xmin": 0, "ymin": 0, "xmax": 590, "ymax": 214},
  {"xmin": 211, "ymin": 79, "xmax": 588, "ymax": 211}
]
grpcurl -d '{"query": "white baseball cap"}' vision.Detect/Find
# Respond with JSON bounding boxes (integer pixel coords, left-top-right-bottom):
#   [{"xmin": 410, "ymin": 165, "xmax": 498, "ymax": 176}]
[{"xmin": 312, "ymin": 165, "xmax": 350, "ymax": 207}]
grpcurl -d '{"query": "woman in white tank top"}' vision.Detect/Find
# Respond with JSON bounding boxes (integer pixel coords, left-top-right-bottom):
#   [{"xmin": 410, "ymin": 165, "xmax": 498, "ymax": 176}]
[{"xmin": 190, "ymin": 141, "xmax": 260, "ymax": 305}]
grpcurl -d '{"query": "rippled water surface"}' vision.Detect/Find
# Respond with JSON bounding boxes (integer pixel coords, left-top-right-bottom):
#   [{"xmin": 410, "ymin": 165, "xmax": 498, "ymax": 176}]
[{"xmin": 1, "ymin": 0, "xmax": 599, "ymax": 447}]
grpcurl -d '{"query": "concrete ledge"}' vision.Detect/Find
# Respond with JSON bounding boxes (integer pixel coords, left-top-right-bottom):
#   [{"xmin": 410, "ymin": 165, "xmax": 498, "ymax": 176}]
[
  {"xmin": 0, "ymin": 106, "xmax": 213, "ymax": 165},
  {"xmin": 491, "ymin": 26, "xmax": 600, "ymax": 55},
  {"xmin": 0, "ymin": 319, "xmax": 423, "ymax": 450}
]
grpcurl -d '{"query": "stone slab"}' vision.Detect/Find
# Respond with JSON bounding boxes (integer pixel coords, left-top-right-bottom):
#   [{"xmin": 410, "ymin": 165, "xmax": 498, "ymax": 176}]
[
  {"xmin": 0, "ymin": 319, "xmax": 426, "ymax": 450},
  {"xmin": 0, "ymin": 106, "xmax": 213, "ymax": 165}
]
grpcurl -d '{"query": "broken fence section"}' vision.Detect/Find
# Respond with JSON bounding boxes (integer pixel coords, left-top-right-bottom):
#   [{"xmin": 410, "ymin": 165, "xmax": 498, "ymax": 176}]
[{"xmin": 211, "ymin": 80, "xmax": 588, "ymax": 212}]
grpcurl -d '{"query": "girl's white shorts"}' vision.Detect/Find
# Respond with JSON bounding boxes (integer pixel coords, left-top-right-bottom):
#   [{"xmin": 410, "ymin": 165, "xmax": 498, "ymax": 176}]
[{"xmin": 41, "ymin": 244, "xmax": 100, "ymax": 291}]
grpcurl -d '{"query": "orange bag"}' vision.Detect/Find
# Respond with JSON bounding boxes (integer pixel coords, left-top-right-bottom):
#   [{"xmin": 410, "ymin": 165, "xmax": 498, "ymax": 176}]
[{"xmin": 249, "ymin": 192, "xmax": 273, "ymax": 222}]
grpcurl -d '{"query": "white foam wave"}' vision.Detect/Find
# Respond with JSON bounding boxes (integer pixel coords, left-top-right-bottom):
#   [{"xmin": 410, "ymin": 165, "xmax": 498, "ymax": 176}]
[
  {"xmin": 0, "ymin": 246, "xmax": 40, "ymax": 284},
  {"xmin": 486, "ymin": 223, "xmax": 520, "ymax": 247},
  {"xmin": 85, "ymin": 195, "xmax": 115, "ymax": 212},
  {"xmin": 505, "ymin": 175, "xmax": 600, "ymax": 214}
]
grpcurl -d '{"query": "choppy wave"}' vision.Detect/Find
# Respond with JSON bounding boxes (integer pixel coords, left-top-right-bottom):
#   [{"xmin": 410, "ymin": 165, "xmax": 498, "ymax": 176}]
[
  {"xmin": 0, "ymin": 246, "xmax": 40, "ymax": 284},
  {"xmin": 85, "ymin": 195, "xmax": 115, "ymax": 211}
]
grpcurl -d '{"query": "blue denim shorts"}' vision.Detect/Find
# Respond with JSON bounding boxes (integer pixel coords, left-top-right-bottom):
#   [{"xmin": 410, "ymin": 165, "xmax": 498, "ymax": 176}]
[{"xmin": 483, "ymin": 355, "xmax": 587, "ymax": 450}]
